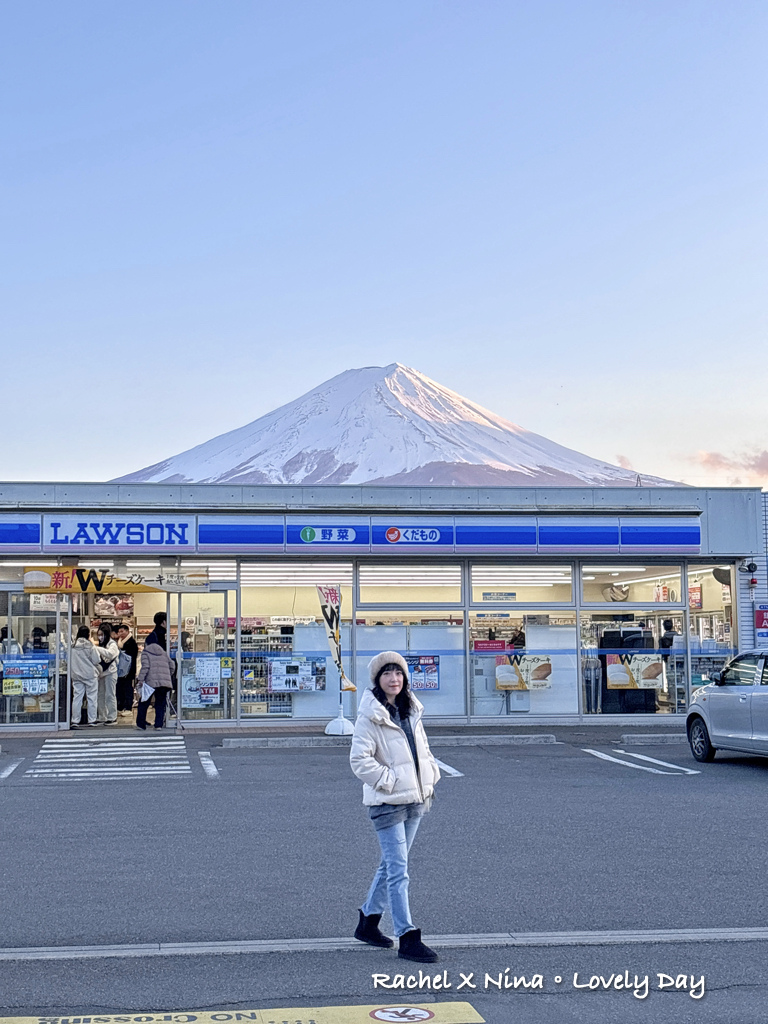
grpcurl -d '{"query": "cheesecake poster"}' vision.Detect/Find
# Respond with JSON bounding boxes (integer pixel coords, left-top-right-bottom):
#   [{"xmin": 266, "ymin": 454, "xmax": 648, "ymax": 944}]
[{"xmin": 606, "ymin": 653, "xmax": 664, "ymax": 689}]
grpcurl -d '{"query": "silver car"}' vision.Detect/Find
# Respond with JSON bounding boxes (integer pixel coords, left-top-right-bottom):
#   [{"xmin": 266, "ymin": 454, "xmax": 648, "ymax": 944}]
[{"xmin": 687, "ymin": 650, "xmax": 768, "ymax": 761}]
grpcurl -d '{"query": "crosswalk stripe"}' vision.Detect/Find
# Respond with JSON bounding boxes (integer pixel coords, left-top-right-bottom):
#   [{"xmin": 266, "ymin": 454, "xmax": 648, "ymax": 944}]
[{"xmin": 25, "ymin": 735, "xmax": 192, "ymax": 781}]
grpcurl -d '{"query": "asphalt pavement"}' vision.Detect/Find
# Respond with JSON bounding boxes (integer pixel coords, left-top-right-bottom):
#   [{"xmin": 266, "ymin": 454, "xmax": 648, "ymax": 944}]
[{"xmin": 1, "ymin": 729, "xmax": 767, "ymax": 1021}]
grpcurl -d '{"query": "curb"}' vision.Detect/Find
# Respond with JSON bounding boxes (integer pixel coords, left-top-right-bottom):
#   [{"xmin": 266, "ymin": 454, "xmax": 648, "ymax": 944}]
[
  {"xmin": 620, "ymin": 733, "xmax": 687, "ymax": 745},
  {"xmin": 221, "ymin": 733, "xmax": 558, "ymax": 749}
]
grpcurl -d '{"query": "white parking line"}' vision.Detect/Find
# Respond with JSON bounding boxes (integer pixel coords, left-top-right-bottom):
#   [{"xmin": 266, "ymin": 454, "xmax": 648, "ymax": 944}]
[
  {"xmin": 198, "ymin": 751, "xmax": 220, "ymax": 778},
  {"xmin": 0, "ymin": 758, "xmax": 23, "ymax": 780},
  {"xmin": 614, "ymin": 750, "xmax": 701, "ymax": 775},
  {"xmin": 582, "ymin": 749, "xmax": 680, "ymax": 775},
  {"xmin": 434, "ymin": 757, "xmax": 463, "ymax": 777}
]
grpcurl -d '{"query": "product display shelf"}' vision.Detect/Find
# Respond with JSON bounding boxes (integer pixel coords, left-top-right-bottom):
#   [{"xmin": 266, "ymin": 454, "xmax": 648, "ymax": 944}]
[{"xmin": 240, "ymin": 634, "xmax": 294, "ymax": 717}]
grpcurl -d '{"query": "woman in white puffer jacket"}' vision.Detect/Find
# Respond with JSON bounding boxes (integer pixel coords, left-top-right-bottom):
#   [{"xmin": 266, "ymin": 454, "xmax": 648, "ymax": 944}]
[{"xmin": 350, "ymin": 651, "xmax": 441, "ymax": 965}]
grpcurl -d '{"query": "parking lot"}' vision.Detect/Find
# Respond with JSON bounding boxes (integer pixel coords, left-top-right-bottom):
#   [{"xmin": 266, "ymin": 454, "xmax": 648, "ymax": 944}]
[{"xmin": 1, "ymin": 732, "xmax": 767, "ymax": 1022}]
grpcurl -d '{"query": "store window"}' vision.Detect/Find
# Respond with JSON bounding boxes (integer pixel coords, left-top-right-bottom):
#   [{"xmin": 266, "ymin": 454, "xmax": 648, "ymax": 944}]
[
  {"xmin": 582, "ymin": 565, "xmax": 682, "ymax": 604},
  {"xmin": 686, "ymin": 564, "xmax": 736, "ymax": 693},
  {"xmin": 470, "ymin": 611, "xmax": 577, "ymax": 716},
  {"xmin": 355, "ymin": 611, "xmax": 465, "ymax": 715},
  {"xmin": 239, "ymin": 562, "xmax": 353, "ymax": 719},
  {"xmin": 0, "ymin": 592, "xmax": 60, "ymax": 725},
  {"xmin": 580, "ymin": 611, "xmax": 686, "ymax": 715},
  {"xmin": 358, "ymin": 564, "xmax": 462, "ymax": 605},
  {"xmin": 471, "ymin": 564, "xmax": 572, "ymax": 604}
]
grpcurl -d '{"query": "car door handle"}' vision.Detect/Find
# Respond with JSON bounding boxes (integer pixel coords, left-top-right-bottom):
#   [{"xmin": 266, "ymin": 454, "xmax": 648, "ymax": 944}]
[{"xmin": 739, "ymin": 695, "xmax": 749, "ymax": 702}]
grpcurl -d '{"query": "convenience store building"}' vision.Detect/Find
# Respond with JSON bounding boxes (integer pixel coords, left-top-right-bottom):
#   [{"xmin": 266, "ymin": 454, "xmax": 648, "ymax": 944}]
[{"xmin": 0, "ymin": 482, "xmax": 765, "ymax": 730}]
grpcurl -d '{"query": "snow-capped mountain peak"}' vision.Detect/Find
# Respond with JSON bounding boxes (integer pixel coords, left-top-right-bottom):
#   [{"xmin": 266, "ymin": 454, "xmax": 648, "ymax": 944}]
[{"xmin": 114, "ymin": 363, "xmax": 672, "ymax": 486}]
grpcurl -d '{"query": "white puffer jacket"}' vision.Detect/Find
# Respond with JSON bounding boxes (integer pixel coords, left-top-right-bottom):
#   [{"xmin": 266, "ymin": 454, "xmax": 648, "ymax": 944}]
[
  {"xmin": 70, "ymin": 637, "xmax": 100, "ymax": 684},
  {"xmin": 96, "ymin": 638, "xmax": 119, "ymax": 682},
  {"xmin": 350, "ymin": 687, "xmax": 441, "ymax": 806}
]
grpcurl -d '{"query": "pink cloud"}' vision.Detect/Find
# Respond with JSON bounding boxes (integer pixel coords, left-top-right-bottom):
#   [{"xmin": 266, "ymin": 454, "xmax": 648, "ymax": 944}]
[
  {"xmin": 616, "ymin": 454, "xmax": 634, "ymax": 470},
  {"xmin": 690, "ymin": 449, "xmax": 768, "ymax": 485}
]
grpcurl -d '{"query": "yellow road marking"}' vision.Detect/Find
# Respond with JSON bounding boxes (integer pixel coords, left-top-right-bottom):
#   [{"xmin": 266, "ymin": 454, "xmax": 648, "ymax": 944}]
[{"xmin": 0, "ymin": 1004, "xmax": 484, "ymax": 1024}]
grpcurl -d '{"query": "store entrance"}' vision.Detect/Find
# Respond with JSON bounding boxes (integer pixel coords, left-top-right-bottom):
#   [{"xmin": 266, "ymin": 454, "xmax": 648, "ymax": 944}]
[{"xmin": 68, "ymin": 589, "xmax": 175, "ymax": 729}]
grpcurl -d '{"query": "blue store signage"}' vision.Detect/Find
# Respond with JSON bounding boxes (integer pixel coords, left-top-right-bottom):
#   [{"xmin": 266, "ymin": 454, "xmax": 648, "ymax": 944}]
[
  {"xmin": 43, "ymin": 515, "xmax": 194, "ymax": 551},
  {"xmin": 198, "ymin": 516, "xmax": 284, "ymax": 550},
  {"xmin": 371, "ymin": 522, "xmax": 454, "ymax": 548},
  {"xmin": 286, "ymin": 519, "xmax": 370, "ymax": 548}
]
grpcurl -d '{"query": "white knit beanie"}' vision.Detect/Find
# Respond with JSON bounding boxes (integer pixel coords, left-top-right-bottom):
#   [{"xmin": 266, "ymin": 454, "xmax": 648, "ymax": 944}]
[{"xmin": 368, "ymin": 650, "xmax": 409, "ymax": 686}]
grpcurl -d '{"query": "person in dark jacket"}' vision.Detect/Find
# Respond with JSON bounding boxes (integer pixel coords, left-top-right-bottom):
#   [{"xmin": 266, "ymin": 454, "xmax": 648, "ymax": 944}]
[
  {"xmin": 145, "ymin": 611, "xmax": 167, "ymax": 649},
  {"xmin": 116, "ymin": 623, "xmax": 139, "ymax": 716},
  {"xmin": 135, "ymin": 632, "xmax": 175, "ymax": 731}
]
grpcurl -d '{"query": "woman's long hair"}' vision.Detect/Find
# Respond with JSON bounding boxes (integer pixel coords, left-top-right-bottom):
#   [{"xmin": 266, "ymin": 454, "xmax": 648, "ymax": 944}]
[{"xmin": 372, "ymin": 663, "xmax": 415, "ymax": 718}]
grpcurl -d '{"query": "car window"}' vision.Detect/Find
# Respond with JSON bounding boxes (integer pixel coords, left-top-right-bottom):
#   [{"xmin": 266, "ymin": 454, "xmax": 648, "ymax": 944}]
[
  {"xmin": 761, "ymin": 660, "xmax": 768, "ymax": 685},
  {"xmin": 721, "ymin": 656, "xmax": 760, "ymax": 686}
]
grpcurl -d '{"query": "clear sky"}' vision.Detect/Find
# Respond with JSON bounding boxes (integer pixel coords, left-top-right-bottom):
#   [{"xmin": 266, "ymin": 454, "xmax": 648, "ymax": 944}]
[{"xmin": 3, "ymin": 1, "xmax": 766, "ymax": 485}]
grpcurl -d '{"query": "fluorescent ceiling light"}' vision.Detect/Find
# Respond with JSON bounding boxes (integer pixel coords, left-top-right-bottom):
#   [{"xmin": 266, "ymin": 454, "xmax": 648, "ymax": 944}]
[
  {"xmin": 586, "ymin": 567, "xmax": 647, "ymax": 573},
  {"xmin": 78, "ymin": 560, "xmax": 115, "ymax": 568},
  {"xmin": 125, "ymin": 561, "xmax": 161, "ymax": 568},
  {"xmin": 0, "ymin": 560, "xmax": 59, "ymax": 567}
]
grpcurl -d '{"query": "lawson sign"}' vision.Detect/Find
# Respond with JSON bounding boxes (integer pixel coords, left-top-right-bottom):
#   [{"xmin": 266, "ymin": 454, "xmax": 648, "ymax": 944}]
[{"xmin": 43, "ymin": 516, "xmax": 193, "ymax": 551}]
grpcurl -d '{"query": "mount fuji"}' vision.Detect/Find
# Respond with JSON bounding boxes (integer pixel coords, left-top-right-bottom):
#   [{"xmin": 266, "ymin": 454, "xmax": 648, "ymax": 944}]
[{"xmin": 115, "ymin": 363, "xmax": 673, "ymax": 486}]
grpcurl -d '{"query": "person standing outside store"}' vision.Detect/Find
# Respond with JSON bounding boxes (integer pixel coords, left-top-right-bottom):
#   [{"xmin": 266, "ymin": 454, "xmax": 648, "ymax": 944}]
[
  {"xmin": 350, "ymin": 651, "xmax": 441, "ymax": 964},
  {"xmin": 70, "ymin": 626, "xmax": 101, "ymax": 729},
  {"xmin": 136, "ymin": 631, "xmax": 175, "ymax": 731},
  {"xmin": 95, "ymin": 624, "xmax": 120, "ymax": 725},
  {"xmin": 116, "ymin": 623, "xmax": 138, "ymax": 717}
]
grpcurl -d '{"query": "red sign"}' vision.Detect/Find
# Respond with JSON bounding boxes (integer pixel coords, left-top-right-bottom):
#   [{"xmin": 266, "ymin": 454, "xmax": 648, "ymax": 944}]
[
  {"xmin": 755, "ymin": 609, "xmax": 768, "ymax": 629},
  {"xmin": 473, "ymin": 639, "xmax": 507, "ymax": 651},
  {"xmin": 385, "ymin": 527, "xmax": 401, "ymax": 543}
]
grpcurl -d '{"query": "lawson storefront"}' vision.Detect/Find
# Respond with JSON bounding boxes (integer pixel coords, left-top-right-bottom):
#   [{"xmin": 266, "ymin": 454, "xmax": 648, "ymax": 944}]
[{"xmin": 0, "ymin": 482, "xmax": 764, "ymax": 730}]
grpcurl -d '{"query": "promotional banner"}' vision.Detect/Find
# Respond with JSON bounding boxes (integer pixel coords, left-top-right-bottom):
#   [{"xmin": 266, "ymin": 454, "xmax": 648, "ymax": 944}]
[
  {"xmin": 405, "ymin": 655, "xmax": 440, "ymax": 690},
  {"xmin": 606, "ymin": 653, "xmax": 664, "ymax": 689},
  {"xmin": 268, "ymin": 657, "xmax": 327, "ymax": 692},
  {"xmin": 316, "ymin": 584, "xmax": 355, "ymax": 691},
  {"xmin": 494, "ymin": 653, "xmax": 553, "ymax": 690},
  {"xmin": 24, "ymin": 565, "xmax": 209, "ymax": 594},
  {"xmin": 181, "ymin": 655, "xmax": 222, "ymax": 708}
]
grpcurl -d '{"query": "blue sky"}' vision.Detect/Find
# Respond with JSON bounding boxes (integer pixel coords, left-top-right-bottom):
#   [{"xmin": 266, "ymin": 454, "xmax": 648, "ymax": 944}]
[{"xmin": 3, "ymin": 1, "xmax": 766, "ymax": 484}]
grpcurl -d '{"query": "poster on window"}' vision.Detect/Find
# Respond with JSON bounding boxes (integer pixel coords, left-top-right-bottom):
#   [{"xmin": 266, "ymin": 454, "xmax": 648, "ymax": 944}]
[
  {"xmin": 688, "ymin": 585, "xmax": 702, "ymax": 609},
  {"xmin": 2, "ymin": 659, "xmax": 52, "ymax": 696},
  {"xmin": 181, "ymin": 655, "xmax": 222, "ymax": 707},
  {"xmin": 606, "ymin": 653, "xmax": 663, "ymax": 689},
  {"xmin": 269, "ymin": 657, "xmax": 327, "ymax": 692},
  {"xmin": 405, "ymin": 655, "xmax": 440, "ymax": 690},
  {"xmin": 494, "ymin": 653, "xmax": 553, "ymax": 690}
]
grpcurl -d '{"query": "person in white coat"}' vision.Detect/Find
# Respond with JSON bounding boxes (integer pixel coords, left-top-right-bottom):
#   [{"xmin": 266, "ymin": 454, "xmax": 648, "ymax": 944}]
[
  {"xmin": 70, "ymin": 626, "xmax": 101, "ymax": 728},
  {"xmin": 350, "ymin": 651, "xmax": 441, "ymax": 964},
  {"xmin": 95, "ymin": 623, "xmax": 119, "ymax": 725}
]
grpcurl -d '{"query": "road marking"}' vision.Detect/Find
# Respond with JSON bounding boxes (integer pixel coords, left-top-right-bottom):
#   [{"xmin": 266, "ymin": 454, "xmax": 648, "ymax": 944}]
[
  {"xmin": 582, "ymin": 748, "xmax": 680, "ymax": 774},
  {"xmin": 198, "ymin": 750, "xmax": 220, "ymax": 778},
  {"xmin": 0, "ymin": 1006, "xmax": 483, "ymax": 1024},
  {"xmin": 2, "ymin": 926, "xmax": 768, "ymax": 961},
  {"xmin": 613, "ymin": 750, "xmax": 701, "ymax": 775},
  {"xmin": 0, "ymin": 758, "xmax": 23, "ymax": 780},
  {"xmin": 24, "ymin": 736, "xmax": 191, "ymax": 780},
  {"xmin": 435, "ymin": 757, "xmax": 464, "ymax": 777}
]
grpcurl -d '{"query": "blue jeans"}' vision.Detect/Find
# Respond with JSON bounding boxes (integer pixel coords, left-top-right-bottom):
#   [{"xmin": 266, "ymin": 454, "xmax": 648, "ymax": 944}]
[{"xmin": 361, "ymin": 815, "xmax": 422, "ymax": 938}]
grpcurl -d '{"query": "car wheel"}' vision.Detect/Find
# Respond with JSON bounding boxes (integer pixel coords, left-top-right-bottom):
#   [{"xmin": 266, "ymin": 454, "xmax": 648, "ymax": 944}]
[{"xmin": 688, "ymin": 716, "xmax": 716, "ymax": 762}]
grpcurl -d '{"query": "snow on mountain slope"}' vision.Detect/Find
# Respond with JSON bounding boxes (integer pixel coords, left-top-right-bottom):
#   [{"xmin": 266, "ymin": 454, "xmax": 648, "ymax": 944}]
[{"xmin": 114, "ymin": 363, "xmax": 674, "ymax": 486}]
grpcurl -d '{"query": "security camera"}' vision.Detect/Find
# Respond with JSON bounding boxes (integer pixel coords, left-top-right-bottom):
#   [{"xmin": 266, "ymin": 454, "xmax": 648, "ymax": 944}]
[{"xmin": 738, "ymin": 561, "xmax": 758, "ymax": 574}]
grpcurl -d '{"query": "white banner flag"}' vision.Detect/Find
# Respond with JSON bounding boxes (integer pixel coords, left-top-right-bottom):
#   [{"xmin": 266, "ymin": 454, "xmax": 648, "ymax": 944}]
[{"xmin": 316, "ymin": 584, "xmax": 355, "ymax": 691}]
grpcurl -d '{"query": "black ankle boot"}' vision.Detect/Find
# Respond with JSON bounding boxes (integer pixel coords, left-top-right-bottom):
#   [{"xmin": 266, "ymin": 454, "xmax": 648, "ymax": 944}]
[
  {"xmin": 398, "ymin": 928, "xmax": 439, "ymax": 963},
  {"xmin": 354, "ymin": 910, "xmax": 394, "ymax": 948}
]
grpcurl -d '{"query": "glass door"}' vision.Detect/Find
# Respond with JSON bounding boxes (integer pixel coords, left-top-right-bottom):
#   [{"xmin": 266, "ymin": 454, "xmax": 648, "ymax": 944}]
[{"xmin": 177, "ymin": 589, "xmax": 236, "ymax": 721}]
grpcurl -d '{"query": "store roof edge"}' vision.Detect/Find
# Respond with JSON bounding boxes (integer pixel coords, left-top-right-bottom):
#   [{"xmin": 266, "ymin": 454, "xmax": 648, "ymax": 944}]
[{"xmin": 0, "ymin": 481, "xmax": 759, "ymax": 513}]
